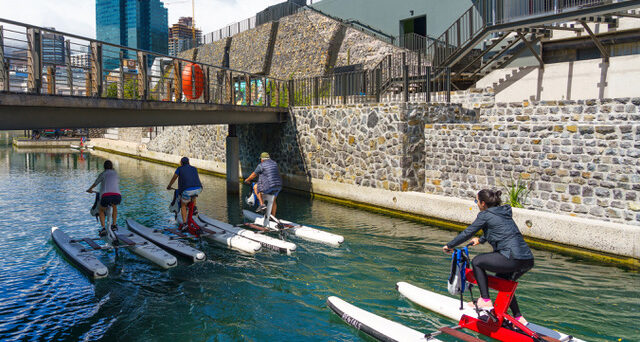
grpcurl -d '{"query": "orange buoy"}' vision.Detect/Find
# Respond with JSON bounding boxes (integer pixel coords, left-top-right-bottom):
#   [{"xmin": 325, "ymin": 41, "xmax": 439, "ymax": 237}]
[{"xmin": 182, "ymin": 63, "xmax": 204, "ymax": 100}]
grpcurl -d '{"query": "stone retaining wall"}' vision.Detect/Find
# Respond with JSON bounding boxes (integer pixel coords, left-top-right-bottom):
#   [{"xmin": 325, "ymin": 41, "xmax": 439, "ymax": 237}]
[
  {"xmin": 229, "ymin": 22, "xmax": 274, "ymax": 74},
  {"xmin": 425, "ymin": 96, "xmax": 640, "ymax": 225},
  {"xmin": 147, "ymin": 125, "xmax": 227, "ymax": 163},
  {"xmin": 269, "ymin": 10, "xmax": 342, "ymax": 79},
  {"xmin": 335, "ymin": 28, "xmax": 403, "ymax": 70}
]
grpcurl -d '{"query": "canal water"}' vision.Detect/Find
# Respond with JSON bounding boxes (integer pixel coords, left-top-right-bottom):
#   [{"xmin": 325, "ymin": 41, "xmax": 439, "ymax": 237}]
[{"xmin": 0, "ymin": 132, "xmax": 638, "ymax": 342}]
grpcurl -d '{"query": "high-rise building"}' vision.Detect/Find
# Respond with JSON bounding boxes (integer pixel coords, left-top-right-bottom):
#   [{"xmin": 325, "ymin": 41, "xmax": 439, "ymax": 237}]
[
  {"xmin": 96, "ymin": 0, "xmax": 168, "ymax": 70},
  {"xmin": 168, "ymin": 17, "xmax": 202, "ymax": 56},
  {"xmin": 42, "ymin": 28, "xmax": 65, "ymax": 66}
]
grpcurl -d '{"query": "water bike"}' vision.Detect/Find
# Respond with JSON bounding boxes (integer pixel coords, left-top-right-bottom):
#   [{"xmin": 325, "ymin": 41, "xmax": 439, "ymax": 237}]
[
  {"xmin": 52, "ymin": 192, "xmax": 177, "ymax": 278},
  {"xmin": 328, "ymin": 245, "xmax": 582, "ymax": 342},
  {"xmin": 397, "ymin": 245, "xmax": 582, "ymax": 342},
  {"xmin": 242, "ymin": 186, "xmax": 344, "ymax": 247},
  {"xmin": 168, "ymin": 189, "xmax": 262, "ymax": 254}
]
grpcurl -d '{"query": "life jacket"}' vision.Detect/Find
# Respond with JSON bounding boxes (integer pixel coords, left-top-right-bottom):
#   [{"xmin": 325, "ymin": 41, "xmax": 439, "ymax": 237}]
[
  {"xmin": 448, "ymin": 246, "xmax": 470, "ymax": 295},
  {"xmin": 257, "ymin": 159, "xmax": 282, "ymax": 192}
]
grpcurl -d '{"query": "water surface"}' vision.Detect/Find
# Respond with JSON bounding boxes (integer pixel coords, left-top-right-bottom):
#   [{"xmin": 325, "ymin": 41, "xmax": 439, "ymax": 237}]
[{"xmin": 0, "ymin": 133, "xmax": 638, "ymax": 341}]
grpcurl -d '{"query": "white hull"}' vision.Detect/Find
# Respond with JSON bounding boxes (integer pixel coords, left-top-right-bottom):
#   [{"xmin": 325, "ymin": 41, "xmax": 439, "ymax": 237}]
[
  {"xmin": 51, "ymin": 227, "xmax": 109, "ymax": 279},
  {"xmin": 126, "ymin": 219, "xmax": 206, "ymax": 262},
  {"xmin": 198, "ymin": 213, "xmax": 296, "ymax": 254},
  {"xmin": 106, "ymin": 227, "xmax": 177, "ymax": 269},
  {"xmin": 243, "ymin": 210, "xmax": 344, "ymax": 247},
  {"xmin": 396, "ymin": 281, "xmax": 583, "ymax": 342},
  {"xmin": 188, "ymin": 216, "xmax": 262, "ymax": 254},
  {"xmin": 327, "ymin": 296, "xmax": 439, "ymax": 342}
]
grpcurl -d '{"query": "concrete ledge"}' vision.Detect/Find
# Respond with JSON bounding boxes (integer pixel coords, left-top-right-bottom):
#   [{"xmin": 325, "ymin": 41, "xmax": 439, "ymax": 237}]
[
  {"xmin": 90, "ymin": 138, "xmax": 226, "ymax": 176},
  {"xmin": 89, "ymin": 138, "xmax": 640, "ymax": 268},
  {"xmin": 12, "ymin": 137, "xmax": 82, "ymax": 148}
]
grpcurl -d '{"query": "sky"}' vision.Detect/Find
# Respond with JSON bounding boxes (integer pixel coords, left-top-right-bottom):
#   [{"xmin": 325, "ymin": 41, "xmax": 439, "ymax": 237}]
[{"xmin": 0, "ymin": 0, "xmax": 285, "ymax": 39}]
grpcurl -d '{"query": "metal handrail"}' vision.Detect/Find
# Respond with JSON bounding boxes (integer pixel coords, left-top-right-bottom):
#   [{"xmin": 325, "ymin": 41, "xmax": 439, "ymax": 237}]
[
  {"xmin": 0, "ymin": 18, "xmax": 289, "ymax": 108},
  {"xmin": 425, "ymin": 0, "xmax": 638, "ymax": 68}
]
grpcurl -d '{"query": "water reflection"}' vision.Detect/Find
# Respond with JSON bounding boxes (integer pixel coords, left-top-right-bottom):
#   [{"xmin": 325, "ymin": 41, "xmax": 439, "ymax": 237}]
[{"xmin": 0, "ymin": 143, "xmax": 638, "ymax": 342}]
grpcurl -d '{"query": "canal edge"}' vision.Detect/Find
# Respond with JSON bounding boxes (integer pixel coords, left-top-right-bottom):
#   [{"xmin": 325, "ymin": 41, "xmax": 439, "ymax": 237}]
[{"xmin": 91, "ymin": 143, "xmax": 639, "ymax": 270}]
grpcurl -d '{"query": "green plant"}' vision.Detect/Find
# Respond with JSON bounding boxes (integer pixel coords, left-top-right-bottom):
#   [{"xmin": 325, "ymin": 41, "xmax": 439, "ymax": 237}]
[
  {"xmin": 106, "ymin": 83, "xmax": 118, "ymax": 98},
  {"xmin": 502, "ymin": 175, "xmax": 533, "ymax": 208}
]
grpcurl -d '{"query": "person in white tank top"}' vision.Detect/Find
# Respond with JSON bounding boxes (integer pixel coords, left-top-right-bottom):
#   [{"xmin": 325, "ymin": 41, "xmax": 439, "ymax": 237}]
[{"xmin": 87, "ymin": 160, "xmax": 122, "ymax": 233}]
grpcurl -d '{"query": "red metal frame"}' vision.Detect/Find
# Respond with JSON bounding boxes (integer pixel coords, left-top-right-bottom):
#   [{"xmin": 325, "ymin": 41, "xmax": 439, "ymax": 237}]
[
  {"xmin": 458, "ymin": 268, "xmax": 544, "ymax": 342},
  {"xmin": 184, "ymin": 200, "xmax": 201, "ymax": 237}
]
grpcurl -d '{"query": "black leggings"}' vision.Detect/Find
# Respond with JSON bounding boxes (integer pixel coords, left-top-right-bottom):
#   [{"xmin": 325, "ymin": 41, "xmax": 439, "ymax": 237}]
[{"xmin": 471, "ymin": 252, "xmax": 534, "ymax": 317}]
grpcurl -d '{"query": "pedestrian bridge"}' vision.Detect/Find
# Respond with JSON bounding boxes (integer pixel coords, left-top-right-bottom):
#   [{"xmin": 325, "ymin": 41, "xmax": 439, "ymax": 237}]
[{"xmin": 0, "ymin": 18, "xmax": 289, "ymax": 130}]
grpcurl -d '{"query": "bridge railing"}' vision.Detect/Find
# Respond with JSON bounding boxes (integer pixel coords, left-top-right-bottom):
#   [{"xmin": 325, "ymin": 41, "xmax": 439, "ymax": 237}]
[{"xmin": 0, "ymin": 18, "xmax": 290, "ymax": 108}]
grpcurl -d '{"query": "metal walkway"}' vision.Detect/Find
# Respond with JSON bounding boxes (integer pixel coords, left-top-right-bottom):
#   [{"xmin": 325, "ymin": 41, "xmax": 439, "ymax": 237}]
[
  {"xmin": 426, "ymin": 0, "xmax": 640, "ymax": 88},
  {"xmin": 0, "ymin": 18, "xmax": 289, "ymax": 130}
]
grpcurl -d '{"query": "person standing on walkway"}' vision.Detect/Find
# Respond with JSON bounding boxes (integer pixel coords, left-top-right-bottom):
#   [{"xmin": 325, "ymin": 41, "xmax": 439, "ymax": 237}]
[
  {"xmin": 167, "ymin": 157, "xmax": 203, "ymax": 229},
  {"xmin": 443, "ymin": 189, "xmax": 534, "ymax": 326},
  {"xmin": 244, "ymin": 152, "xmax": 282, "ymax": 216},
  {"xmin": 86, "ymin": 160, "xmax": 121, "ymax": 236}
]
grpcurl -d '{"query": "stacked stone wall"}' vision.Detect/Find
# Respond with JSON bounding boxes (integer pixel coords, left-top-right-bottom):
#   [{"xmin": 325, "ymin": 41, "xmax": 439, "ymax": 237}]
[
  {"xmin": 147, "ymin": 126, "xmax": 228, "ymax": 163},
  {"xmin": 118, "ymin": 128, "xmax": 145, "ymax": 144},
  {"xmin": 274, "ymin": 103, "xmax": 472, "ymax": 191},
  {"xmin": 335, "ymin": 28, "xmax": 404, "ymax": 70},
  {"xmin": 181, "ymin": 38, "xmax": 229, "ymax": 67},
  {"xmin": 269, "ymin": 10, "xmax": 342, "ymax": 79},
  {"xmin": 229, "ymin": 22, "xmax": 274, "ymax": 74},
  {"xmin": 425, "ymin": 96, "xmax": 640, "ymax": 225}
]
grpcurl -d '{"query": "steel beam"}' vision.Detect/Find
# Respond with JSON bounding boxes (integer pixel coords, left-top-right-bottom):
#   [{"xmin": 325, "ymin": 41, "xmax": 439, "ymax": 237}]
[
  {"xmin": 0, "ymin": 93, "xmax": 286, "ymax": 130},
  {"xmin": 579, "ymin": 21, "xmax": 610, "ymax": 63},
  {"xmin": 516, "ymin": 32, "xmax": 544, "ymax": 69}
]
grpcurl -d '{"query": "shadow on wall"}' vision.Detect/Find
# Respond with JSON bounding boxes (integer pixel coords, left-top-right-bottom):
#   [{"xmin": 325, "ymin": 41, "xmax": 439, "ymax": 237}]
[{"xmin": 237, "ymin": 116, "xmax": 312, "ymax": 194}]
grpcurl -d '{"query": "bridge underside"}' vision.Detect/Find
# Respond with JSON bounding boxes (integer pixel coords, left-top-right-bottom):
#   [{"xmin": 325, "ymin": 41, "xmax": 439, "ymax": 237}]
[{"xmin": 0, "ymin": 93, "xmax": 288, "ymax": 130}]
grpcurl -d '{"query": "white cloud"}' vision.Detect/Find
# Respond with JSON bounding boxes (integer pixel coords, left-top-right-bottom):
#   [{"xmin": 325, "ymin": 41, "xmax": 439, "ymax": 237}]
[{"xmin": 0, "ymin": 0, "xmax": 286, "ymax": 39}]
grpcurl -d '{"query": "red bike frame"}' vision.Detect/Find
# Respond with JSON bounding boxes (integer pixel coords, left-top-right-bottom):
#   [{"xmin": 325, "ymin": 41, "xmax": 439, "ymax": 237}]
[
  {"xmin": 184, "ymin": 199, "xmax": 201, "ymax": 237},
  {"xmin": 459, "ymin": 268, "xmax": 547, "ymax": 342}
]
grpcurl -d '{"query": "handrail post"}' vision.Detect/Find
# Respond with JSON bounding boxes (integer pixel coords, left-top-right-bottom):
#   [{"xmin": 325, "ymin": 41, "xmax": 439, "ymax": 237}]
[
  {"xmin": 0, "ymin": 26, "xmax": 9, "ymax": 92},
  {"xmin": 27, "ymin": 28, "xmax": 42, "ymax": 94},
  {"xmin": 118, "ymin": 51, "xmax": 124, "ymax": 99},
  {"xmin": 375, "ymin": 68, "xmax": 381, "ymax": 102},
  {"xmin": 65, "ymin": 40, "xmax": 73, "ymax": 95},
  {"xmin": 341, "ymin": 74, "xmax": 347, "ymax": 105},
  {"xmin": 403, "ymin": 64, "xmax": 409, "ymax": 102},
  {"xmin": 446, "ymin": 67, "xmax": 451, "ymax": 103},
  {"xmin": 90, "ymin": 42, "xmax": 103, "ymax": 97},
  {"xmin": 173, "ymin": 59, "xmax": 182, "ymax": 102},
  {"xmin": 204, "ymin": 66, "xmax": 210, "ymax": 104},
  {"xmin": 47, "ymin": 66, "xmax": 55, "ymax": 94},
  {"xmin": 262, "ymin": 76, "xmax": 267, "ymax": 106},
  {"xmin": 313, "ymin": 76, "xmax": 319, "ymax": 105},
  {"xmin": 274, "ymin": 81, "xmax": 280, "ymax": 107},
  {"xmin": 288, "ymin": 79, "xmax": 294, "ymax": 106},
  {"xmin": 246, "ymin": 74, "xmax": 252, "ymax": 105},
  {"xmin": 137, "ymin": 52, "xmax": 147, "ymax": 100},
  {"xmin": 229, "ymin": 71, "xmax": 235, "ymax": 105},
  {"xmin": 426, "ymin": 66, "xmax": 431, "ymax": 102}
]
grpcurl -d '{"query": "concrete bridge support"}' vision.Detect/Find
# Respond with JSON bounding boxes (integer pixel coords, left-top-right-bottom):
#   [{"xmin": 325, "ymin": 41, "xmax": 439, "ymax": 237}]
[{"xmin": 226, "ymin": 124, "xmax": 239, "ymax": 194}]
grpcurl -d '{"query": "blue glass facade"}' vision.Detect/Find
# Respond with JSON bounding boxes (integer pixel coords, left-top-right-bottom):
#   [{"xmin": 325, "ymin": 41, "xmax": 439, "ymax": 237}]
[{"xmin": 96, "ymin": 0, "xmax": 168, "ymax": 70}]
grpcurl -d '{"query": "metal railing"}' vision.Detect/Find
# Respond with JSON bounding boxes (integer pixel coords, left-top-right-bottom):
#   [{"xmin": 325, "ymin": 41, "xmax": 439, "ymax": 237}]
[
  {"xmin": 0, "ymin": 18, "xmax": 290, "ymax": 109},
  {"xmin": 290, "ymin": 63, "xmax": 451, "ymax": 106},
  {"xmin": 203, "ymin": 0, "xmax": 397, "ymax": 46},
  {"xmin": 204, "ymin": 17, "xmax": 257, "ymax": 44},
  {"xmin": 426, "ymin": 0, "xmax": 633, "ymax": 67}
]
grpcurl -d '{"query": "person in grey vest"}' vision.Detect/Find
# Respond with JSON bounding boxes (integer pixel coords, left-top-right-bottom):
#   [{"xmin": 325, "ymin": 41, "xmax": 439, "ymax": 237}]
[
  {"xmin": 86, "ymin": 160, "xmax": 121, "ymax": 236},
  {"xmin": 443, "ymin": 189, "xmax": 534, "ymax": 326},
  {"xmin": 244, "ymin": 152, "xmax": 282, "ymax": 216}
]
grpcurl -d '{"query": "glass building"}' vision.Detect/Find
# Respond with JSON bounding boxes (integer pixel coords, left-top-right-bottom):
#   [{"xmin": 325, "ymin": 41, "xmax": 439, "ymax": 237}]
[{"xmin": 96, "ymin": 0, "xmax": 168, "ymax": 70}]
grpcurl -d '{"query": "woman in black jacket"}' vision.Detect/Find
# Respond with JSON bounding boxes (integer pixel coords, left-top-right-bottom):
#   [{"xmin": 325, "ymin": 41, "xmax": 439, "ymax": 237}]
[{"xmin": 443, "ymin": 189, "xmax": 534, "ymax": 325}]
